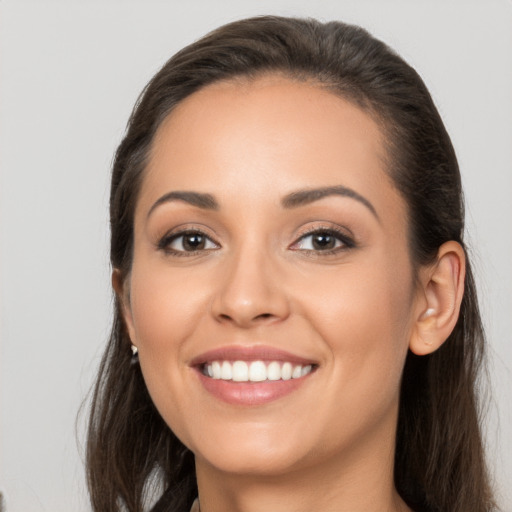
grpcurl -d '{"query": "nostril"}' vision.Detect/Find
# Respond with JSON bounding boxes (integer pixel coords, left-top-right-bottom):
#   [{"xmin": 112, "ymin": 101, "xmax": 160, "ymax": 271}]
[{"xmin": 216, "ymin": 312, "xmax": 276, "ymax": 325}]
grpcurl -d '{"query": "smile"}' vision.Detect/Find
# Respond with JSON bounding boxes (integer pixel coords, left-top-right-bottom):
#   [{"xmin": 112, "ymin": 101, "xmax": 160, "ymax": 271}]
[
  {"xmin": 202, "ymin": 360, "xmax": 314, "ymax": 382},
  {"xmin": 192, "ymin": 346, "xmax": 318, "ymax": 405}
]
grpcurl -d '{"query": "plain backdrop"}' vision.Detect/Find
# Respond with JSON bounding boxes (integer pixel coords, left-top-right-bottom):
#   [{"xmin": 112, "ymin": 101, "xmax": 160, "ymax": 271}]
[{"xmin": 1, "ymin": 1, "xmax": 511, "ymax": 511}]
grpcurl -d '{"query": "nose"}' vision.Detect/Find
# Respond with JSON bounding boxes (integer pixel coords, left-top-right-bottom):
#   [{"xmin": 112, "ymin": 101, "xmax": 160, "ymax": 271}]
[{"xmin": 211, "ymin": 245, "xmax": 290, "ymax": 328}]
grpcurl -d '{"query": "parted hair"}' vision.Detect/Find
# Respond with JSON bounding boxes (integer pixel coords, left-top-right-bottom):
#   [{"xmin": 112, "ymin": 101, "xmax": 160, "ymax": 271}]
[{"xmin": 86, "ymin": 15, "xmax": 496, "ymax": 512}]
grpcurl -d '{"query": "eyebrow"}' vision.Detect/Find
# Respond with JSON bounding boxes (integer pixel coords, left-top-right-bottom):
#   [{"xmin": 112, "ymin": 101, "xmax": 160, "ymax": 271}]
[
  {"xmin": 147, "ymin": 191, "xmax": 219, "ymax": 218},
  {"xmin": 147, "ymin": 185, "xmax": 378, "ymax": 220},
  {"xmin": 281, "ymin": 185, "xmax": 379, "ymax": 220}
]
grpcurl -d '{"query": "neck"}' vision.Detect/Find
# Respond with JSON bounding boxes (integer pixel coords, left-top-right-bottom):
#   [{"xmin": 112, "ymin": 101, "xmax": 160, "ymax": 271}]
[{"xmin": 194, "ymin": 431, "xmax": 410, "ymax": 512}]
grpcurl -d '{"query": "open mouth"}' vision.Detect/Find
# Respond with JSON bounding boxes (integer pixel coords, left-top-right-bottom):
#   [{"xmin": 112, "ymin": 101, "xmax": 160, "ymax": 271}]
[
  {"xmin": 201, "ymin": 360, "xmax": 317, "ymax": 382},
  {"xmin": 191, "ymin": 346, "xmax": 318, "ymax": 405}
]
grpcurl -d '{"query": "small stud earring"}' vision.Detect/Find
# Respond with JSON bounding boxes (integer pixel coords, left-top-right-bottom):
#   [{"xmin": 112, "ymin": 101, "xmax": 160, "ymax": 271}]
[
  {"xmin": 422, "ymin": 307, "xmax": 435, "ymax": 319},
  {"xmin": 130, "ymin": 344, "xmax": 139, "ymax": 365}
]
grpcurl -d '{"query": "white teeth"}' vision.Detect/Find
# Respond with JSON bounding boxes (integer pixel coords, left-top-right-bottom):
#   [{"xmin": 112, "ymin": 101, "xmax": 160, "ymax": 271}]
[
  {"xmin": 281, "ymin": 362, "xmax": 292, "ymax": 380},
  {"xmin": 212, "ymin": 361, "xmax": 221, "ymax": 379},
  {"xmin": 232, "ymin": 361, "xmax": 249, "ymax": 382},
  {"xmin": 267, "ymin": 361, "xmax": 281, "ymax": 381},
  {"xmin": 249, "ymin": 361, "xmax": 267, "ymax": 382},
  {"xmin": 301, "ymin": 365, "xmax": 312, "ymax": 377},
  {"xmin": 221, "ymin": 361, "xmax": 232, "ymax": 380},
  {"xmin": 204, "ymin": 360, "xmax": 314, "ymax": 382},
  {"xmin": 291, "ymin": 365, "xmax": 302, "ymax": 379}
]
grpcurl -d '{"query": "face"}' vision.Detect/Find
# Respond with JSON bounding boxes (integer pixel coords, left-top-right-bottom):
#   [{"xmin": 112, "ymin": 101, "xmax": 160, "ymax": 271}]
[{"xmin": 122, "ymin": 76, "xmax": 422, "ymax": 478}]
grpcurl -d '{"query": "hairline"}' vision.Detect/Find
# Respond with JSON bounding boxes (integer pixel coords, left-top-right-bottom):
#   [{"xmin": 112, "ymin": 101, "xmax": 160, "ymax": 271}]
[{"xmin": 122, "ymin": 70, "xmax": 418, "ymax": 279}]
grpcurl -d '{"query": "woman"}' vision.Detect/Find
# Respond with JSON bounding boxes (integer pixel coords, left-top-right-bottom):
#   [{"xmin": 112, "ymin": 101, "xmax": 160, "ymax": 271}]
[{"xmin": 86, "ymin": 16, "xmax": 496, "ymax": 512}]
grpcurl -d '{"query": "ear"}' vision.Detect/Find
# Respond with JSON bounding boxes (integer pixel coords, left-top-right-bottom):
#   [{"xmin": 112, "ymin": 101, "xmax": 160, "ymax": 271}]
[
  {"xmin": 112, "ymin": 268, "xmax": 137, "ymax": 345},
  {"xmin": 409, "ymin": 241, "xmax": 465, "ymax": 356}
]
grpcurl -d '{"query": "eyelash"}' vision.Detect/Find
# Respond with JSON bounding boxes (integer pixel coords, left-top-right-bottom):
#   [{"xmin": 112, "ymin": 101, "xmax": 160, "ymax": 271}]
[
  {"xmin": 290, "ymin": 227, "xmax": 355, "ymax": 255},
  {"xmin": 157, "ymin": 229, "xmax": 219, "ymax": 256},
  {"xmin": 157, "ymin": 227, "xmax": 355, "ymax": 257}
]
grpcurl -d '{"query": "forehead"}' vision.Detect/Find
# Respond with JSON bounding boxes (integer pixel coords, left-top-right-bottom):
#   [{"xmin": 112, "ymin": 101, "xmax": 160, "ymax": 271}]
[{"xmin": 139, "ymin": 76, "xmax": 400, "ymax": 219}]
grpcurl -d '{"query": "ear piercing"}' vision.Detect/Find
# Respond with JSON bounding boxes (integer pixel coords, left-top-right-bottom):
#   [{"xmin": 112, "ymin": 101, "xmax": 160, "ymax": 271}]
[
  {"xmin": 131, "ymin": 344, "xmax": 139, "ymax": 365},
  {"xmin": 423, "ymin": 308, "xmax": 435, "ymax": 319}
]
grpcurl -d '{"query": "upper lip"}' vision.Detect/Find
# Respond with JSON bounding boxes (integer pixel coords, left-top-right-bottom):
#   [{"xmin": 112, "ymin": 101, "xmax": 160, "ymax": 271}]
[{"xmin": 189, "ymin": 345, "xmax": 318, "ymax": 367}]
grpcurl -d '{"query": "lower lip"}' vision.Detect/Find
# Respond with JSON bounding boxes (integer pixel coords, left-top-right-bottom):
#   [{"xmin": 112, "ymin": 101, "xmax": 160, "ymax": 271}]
[{"xmin": 196, "ymin": 370, "xmax": 312, "ymax": 406}]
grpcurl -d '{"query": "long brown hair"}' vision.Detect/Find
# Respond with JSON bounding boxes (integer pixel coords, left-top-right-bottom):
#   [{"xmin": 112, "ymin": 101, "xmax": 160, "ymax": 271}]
[{"xmin": 86, "ymin": 16, "xmax": 496, "ymax": 512}]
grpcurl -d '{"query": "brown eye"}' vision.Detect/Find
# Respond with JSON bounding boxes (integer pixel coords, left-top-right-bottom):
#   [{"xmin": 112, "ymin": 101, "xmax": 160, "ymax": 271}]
[
  {"xmin": 160, "ymin": 230, "xmax": 219, "ymax": 254},
  {"xmin": 291, "ymin": 229, "xmax": 354, "ymax": 253},
  {"xmin": 311, "ymin": 233, "xmax": 336, "ymax": 250},
  {"xmin": 182, "ymin": 233, "xmax": 206, "ymax": 251}
]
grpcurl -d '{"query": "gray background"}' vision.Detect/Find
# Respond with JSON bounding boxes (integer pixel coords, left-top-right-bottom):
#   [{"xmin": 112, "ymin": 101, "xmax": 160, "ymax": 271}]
[{"xmin": 1, "ymin": 1, "xmax": 511, "ymax": 511}]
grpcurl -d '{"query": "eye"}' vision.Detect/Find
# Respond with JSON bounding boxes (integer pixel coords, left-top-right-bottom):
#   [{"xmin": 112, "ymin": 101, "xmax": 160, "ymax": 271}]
[
  {"xmin": 159, "ymin": 230, "xmax": 219, "ymax": 254},
  {"xmin": 291, "ymin": 229, "xmax": 354, "ymax": 253}
]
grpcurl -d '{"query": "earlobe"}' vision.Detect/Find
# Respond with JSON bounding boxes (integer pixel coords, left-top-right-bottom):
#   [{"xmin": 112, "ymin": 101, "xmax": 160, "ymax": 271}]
[
  {"xmin": 409, "ymin": 241, "xmax": 465, "ymax": 356},
  {"xmin": 112, "ymin": 269, "xmax": 137, "ymax": 345}
]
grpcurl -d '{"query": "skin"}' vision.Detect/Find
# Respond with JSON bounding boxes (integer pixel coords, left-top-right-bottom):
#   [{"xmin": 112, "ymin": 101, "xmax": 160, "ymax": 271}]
[{"xmin": 119, "ymin": 76, "xmax": 465, "ymax": 512}]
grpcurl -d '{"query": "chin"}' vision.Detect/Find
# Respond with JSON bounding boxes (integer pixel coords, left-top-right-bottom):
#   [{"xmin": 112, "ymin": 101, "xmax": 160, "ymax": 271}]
[
  {"xmin": 198, "ymin": 448, "xmax": 306, "ymax": 477},
  {"xmin": 188, "ymin": 422, "xmax": 313, "ymax": 477}
]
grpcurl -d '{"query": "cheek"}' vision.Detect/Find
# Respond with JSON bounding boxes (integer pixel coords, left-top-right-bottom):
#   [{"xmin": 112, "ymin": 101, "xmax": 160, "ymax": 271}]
[
  {"xmin": 126, "ymin": 260, "xmax": 211, "ymax": 445},
  {"xmin": 129, "ymin": 259, "xmax": 205, "ymax": 350},
  {"xmin": 127, "ymin": 256, "xmax": 208, "ymax": 405},
  {"xmin": 296, "ymin": 262, "xmax": 414, "ymax": 451},
  {"xmin": 299, "ymin": 252, "xmax": 414, "ymax": 391}
]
